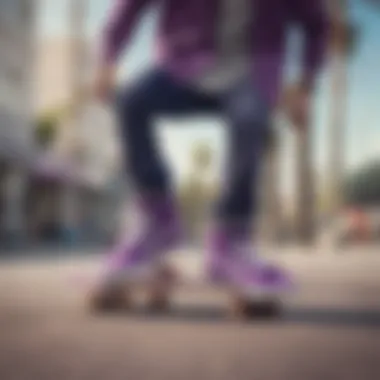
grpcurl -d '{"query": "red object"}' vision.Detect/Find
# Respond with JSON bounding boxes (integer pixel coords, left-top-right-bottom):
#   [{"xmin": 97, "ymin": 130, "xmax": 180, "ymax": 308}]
[{"xmin": 349, "ymin": 209, "xmax": 370, "ymax": 241}]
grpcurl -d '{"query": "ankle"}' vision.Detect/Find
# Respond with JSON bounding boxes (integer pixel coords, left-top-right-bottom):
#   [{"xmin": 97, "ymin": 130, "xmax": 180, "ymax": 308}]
[{"xmin": 135, "ymin": 191, "xmax": 180, "ymax": 224}]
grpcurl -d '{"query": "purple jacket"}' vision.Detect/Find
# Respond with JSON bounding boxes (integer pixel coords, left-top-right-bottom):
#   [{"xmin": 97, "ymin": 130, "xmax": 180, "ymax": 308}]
[{"xmin": 101, "ymin": 0, "xmax": 328, "ymax": 105}]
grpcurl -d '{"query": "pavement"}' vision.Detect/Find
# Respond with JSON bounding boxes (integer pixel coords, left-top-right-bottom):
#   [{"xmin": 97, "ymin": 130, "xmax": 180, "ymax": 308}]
[{"xmin": 0, "ymin": 247, "xmax": 380, "ymax": 380}]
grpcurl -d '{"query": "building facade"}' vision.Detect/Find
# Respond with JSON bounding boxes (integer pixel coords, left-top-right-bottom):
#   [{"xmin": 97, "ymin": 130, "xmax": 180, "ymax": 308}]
[
  {"xmin": 0, "ymin": 0, "xmax": 36, "ymax": 247},
  {"xmin": 0, "ymin": 1, "xmax": 124, "ymax": 250},
  {"xmin": 33, "ymin": 35, "xmax": 124, "ymax": 246},
  {"xmin": 0, "ymin": 0, "xmax": 34, "ymax": 151}
]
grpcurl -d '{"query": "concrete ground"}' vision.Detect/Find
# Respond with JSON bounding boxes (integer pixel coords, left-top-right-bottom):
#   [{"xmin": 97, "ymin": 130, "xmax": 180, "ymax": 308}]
[{"xmin": 0, "ymin": 248, "xmax": 380, "ymax": 380}]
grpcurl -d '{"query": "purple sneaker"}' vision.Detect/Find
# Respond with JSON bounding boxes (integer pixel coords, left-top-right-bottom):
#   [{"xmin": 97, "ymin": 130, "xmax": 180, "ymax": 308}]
[
  {"xmin": 97, "ymin": 194, "xmax": 182, "ymax": 288},
  {"xmin": 206, "ymin": 224, "xmax": 294, "ymax": 296}
]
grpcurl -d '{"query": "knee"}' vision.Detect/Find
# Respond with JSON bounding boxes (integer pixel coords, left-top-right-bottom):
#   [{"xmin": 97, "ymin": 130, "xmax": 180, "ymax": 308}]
[{"xmin": 115, "ymin": 85, "xmax": 149, "ymax": 121}]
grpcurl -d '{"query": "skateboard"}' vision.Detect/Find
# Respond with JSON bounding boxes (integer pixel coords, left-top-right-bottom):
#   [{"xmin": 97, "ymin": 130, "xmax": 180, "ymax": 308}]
[{"xmin": 87, "ymin": 264, "xmax": 286, "ymax": 319}]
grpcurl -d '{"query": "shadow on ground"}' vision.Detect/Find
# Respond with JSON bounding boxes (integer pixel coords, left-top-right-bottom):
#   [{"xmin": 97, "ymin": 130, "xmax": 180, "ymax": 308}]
[{"xmin": 94, "ymin": 305, "xmax": 380, "ymax": 328}]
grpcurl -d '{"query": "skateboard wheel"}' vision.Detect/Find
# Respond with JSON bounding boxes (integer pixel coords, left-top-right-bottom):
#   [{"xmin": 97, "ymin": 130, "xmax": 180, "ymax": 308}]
[
  {"xmin": 231, "ymin": 297, "xmax": 282, "ymax": 320},
  {"xmin": 247, "ymin": 299, "xmax": 282, "ymax": 318},
  {"xmin": 230, "ymin": 296, "xmax": 251, "ymax": 320},
  {"xmin": 88, "ymin": 285, "xmax": 131, "ymax": 312},
  {"xmin": 146, "ymin": 291, "xmax": 170, "ymax": 313},
  {"xmin": 145, "ymin": 265, "xmax": 175, "ymax": 313}
]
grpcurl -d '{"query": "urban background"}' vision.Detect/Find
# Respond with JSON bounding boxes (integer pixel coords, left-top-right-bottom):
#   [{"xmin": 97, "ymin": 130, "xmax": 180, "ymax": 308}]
[
  {"xmin": 1, "ymin": 0, "xmax": 380, "ymax": 253},
  {"xmin": 1, "ymin": 2, "xmax": 380, "ymax": 379}
]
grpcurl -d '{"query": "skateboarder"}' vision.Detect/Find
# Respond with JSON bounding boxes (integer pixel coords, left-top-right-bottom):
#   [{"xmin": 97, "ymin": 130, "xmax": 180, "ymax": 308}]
[{"xmin": 91, "ymin": 0, "xmax": 328, "ymax": 306}]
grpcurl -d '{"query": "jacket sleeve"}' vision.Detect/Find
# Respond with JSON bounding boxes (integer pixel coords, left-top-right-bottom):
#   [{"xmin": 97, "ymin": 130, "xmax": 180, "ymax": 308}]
[
  {"xmin": 101, "ymin": 0, "xmax": 153, "ymax": 64},
  {"xmin": 290, "ymin": 0, "xmax": 329, "ymax": 89}
]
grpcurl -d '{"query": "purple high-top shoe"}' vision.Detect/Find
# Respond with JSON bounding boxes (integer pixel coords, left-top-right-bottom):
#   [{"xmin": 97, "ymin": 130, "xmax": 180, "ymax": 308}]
[
  {"xmin": 206, "ymin": 223, "xmax": 293, "ymax": 295},
  {"xmin": 98, "ymin": 194, "xmax": 182, "ymax": 287}
]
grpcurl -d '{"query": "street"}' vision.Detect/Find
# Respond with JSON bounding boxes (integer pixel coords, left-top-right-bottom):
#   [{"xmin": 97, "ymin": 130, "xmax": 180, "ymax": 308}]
[{"xmin": 0, "ymin": 248, "xmax": 380, "ymax": 380}]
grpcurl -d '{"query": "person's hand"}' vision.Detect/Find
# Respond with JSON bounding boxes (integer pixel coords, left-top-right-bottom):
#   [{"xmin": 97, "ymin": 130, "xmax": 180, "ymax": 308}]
[
  {"xmin": 93, "ymin": 64, "xmax": 117, "ymax": 103},
  {"xmin": 282, "ymin": 83, "xmax": 312, "ymax": 133}
]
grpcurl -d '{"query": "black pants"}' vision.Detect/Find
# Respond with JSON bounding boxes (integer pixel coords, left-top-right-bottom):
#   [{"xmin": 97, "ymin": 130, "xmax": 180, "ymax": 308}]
[{"xmin": 115, "ymin": 68, "xmax": 271, "ymax": 224}]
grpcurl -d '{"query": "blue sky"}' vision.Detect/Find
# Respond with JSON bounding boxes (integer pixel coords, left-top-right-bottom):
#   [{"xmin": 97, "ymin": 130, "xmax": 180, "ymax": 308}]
[{"xmin": 38, "ymin": 0, "xmax": 380, "ymax": 191}]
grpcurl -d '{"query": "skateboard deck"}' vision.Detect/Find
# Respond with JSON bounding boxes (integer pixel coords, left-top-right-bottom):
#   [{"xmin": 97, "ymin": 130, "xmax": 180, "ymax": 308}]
[{"xmin": 86, "ymin": 263, "xmax": 291, "ymax": 319}]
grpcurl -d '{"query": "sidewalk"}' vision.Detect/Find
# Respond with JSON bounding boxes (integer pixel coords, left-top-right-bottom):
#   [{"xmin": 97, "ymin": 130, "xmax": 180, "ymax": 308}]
[
  {"xmin": 0, "ymin": 242, "xmax": 106, "ymax": 262},
  {"xmin": 1, "ymin": 241, "xmax": 379, "ymax": 261}
]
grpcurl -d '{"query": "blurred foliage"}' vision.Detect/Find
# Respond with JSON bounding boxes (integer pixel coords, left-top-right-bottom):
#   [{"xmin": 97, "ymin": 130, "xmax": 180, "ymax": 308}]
[
  {"xmin": 34, "ymin": 112, "xmax": 59, "ymax": 149},
  {"xmin": 344, "ymin": 161, "xmax": 380, "ymax": 206},
  {"xmin": 191, "ymin": 141, "xmax": 213, "ymax": 172},
  {"xmin": 34, "ymin": 101, "xmax": 74, "ymax": 149}
]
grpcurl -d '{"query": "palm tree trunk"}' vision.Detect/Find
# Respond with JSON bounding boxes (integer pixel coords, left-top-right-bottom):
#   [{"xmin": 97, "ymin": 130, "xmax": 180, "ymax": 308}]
[
  {"xmin": 294, "ymin": 120, "xmax": 315, "ymax": 245},
  {"xmin": 261, "ymin": 130, "xmax": 281, "ymax": 244},
  {"xmin": 294, "ymin": 0, "xmax": 349, "ymax": 247},
  {"xmin": 326, "ymin": 0, "xmax": 348, "ymax": 249}
]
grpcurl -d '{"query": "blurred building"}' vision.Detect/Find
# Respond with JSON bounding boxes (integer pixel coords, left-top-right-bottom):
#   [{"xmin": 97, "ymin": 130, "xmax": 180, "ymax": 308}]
[
  {"xmin": 0, "ymin": 0, "xmax": 36, "ymax": 247},
  {"xmin": 30, "ymin": 36, "xmax": 125, "ymax": 246},
  {"xmin": 35, "ymin": 38, "xmax": 75, "ymax": 113},
  {"xmin": 0, "ymin": 13, "xmax": 125, "ymax": 250}
]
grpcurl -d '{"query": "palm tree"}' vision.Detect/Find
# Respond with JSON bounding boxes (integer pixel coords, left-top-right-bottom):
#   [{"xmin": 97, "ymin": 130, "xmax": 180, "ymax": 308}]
[
  {"xmin": 326, "ymin": 0, "xmax": 352, "ymax": 248},
  {"xmin": 293, "ymin": 0, "xmax": 356, "ymax": 247},
  {"xmin": 261, "ymin": 127, "xmax": 282, "ymax": 244},
  {"xmin": 292, "ymin": 0, "xmax": 357, "ymax": 246},
  {"xmin": 179, "ymin": 141, "xmax": 215, "ymax": 246},
  {"xmin": 294, "ymin": 114, "xmax": 315, "ymax": 245}
]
